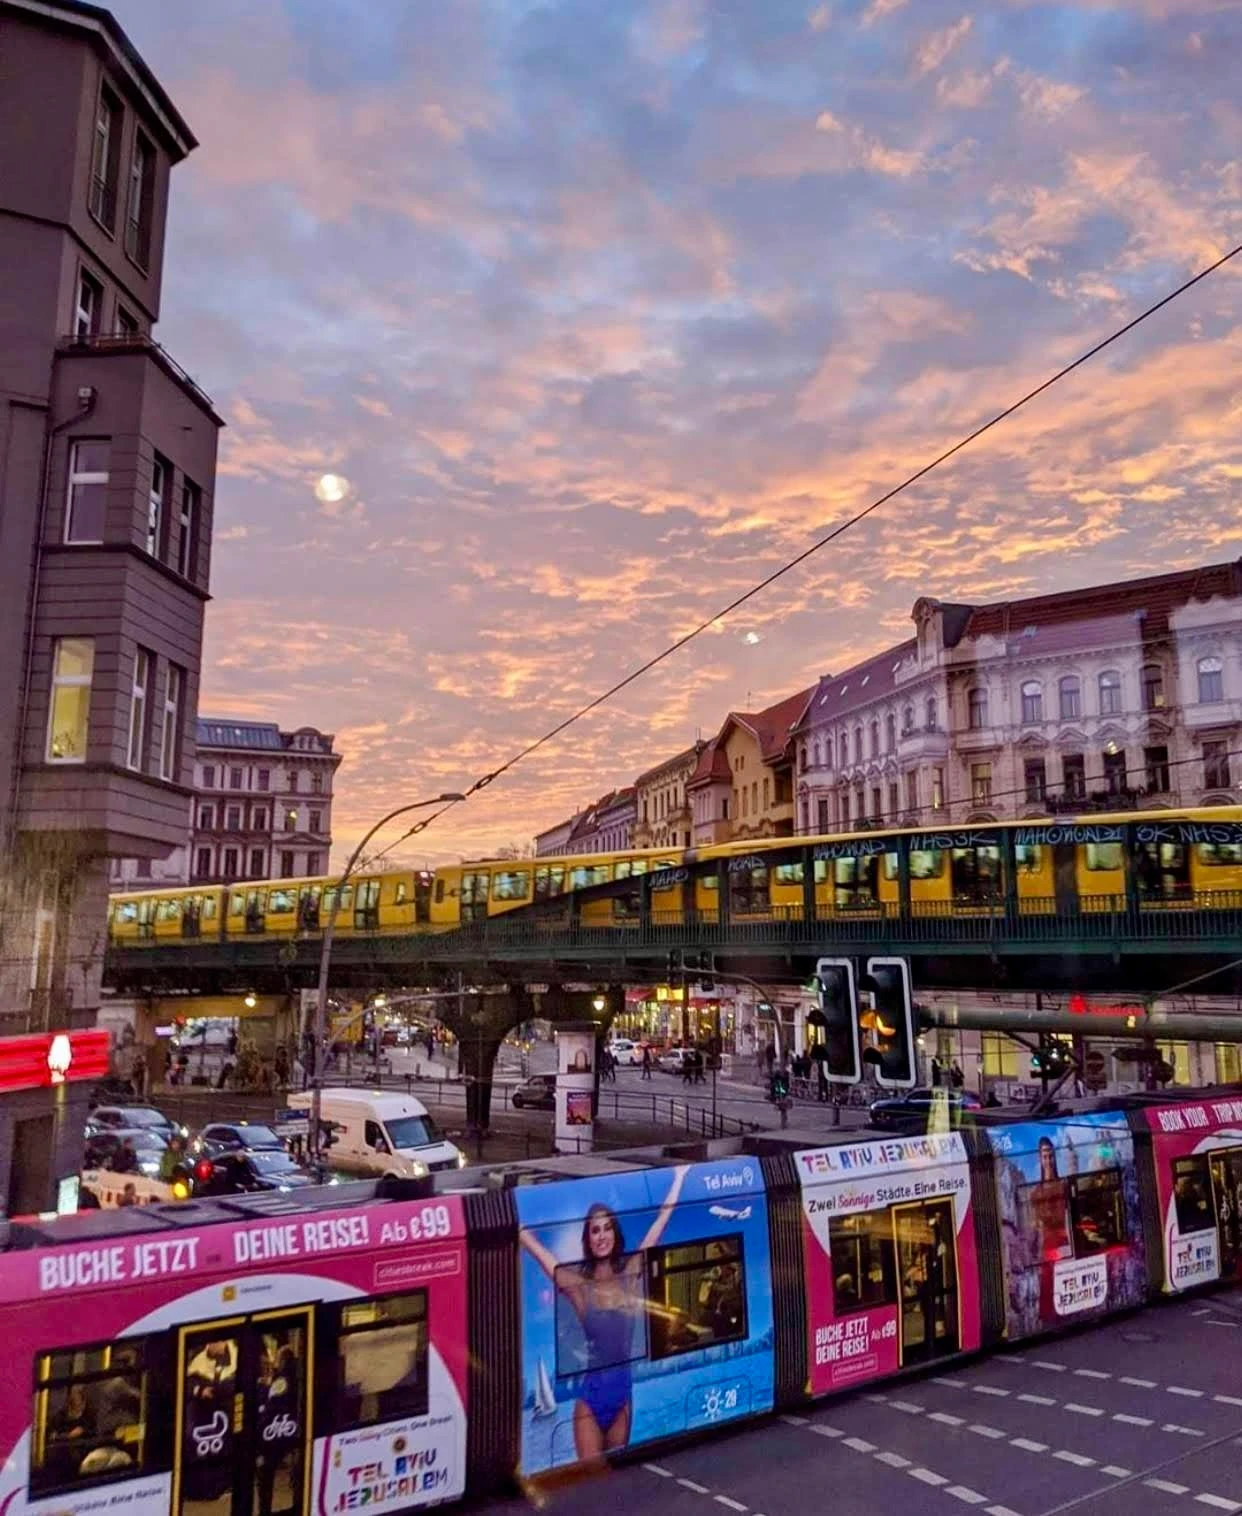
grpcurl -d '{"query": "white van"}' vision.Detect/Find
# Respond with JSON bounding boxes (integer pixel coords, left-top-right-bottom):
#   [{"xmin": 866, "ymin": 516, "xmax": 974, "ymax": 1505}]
[{"xmin": 286, "ymin": 1089, "xmax": 465, "ymax": 1177}]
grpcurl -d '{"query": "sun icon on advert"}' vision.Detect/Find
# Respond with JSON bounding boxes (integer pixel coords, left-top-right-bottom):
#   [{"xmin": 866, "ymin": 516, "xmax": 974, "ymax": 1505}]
[{"xmin": 703, "ymin": 1388, "xmax": 724, "ymax": 1422}]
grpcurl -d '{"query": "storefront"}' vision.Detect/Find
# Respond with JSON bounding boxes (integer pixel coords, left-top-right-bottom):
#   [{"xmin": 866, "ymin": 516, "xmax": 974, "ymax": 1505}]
[
  {"xmin": 617, "ymin": 986, "xmax": 740, "ymax": 1050},
  {"xmin": 0, "ymin": 1029, "xmax": 109, "ymax": 1218}
]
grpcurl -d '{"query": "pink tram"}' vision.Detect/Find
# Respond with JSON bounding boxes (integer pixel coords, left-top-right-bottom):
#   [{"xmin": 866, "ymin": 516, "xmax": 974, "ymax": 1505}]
[{"xmin": 1, "ymin": 1094, "xmax": 1240, "ymax": 1513}]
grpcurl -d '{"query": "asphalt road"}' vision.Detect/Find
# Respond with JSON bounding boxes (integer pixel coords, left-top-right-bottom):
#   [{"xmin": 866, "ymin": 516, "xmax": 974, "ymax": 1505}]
[{"xmin": 484, "ymin": 1292, "xmax": 1242, "ymax": 1516}]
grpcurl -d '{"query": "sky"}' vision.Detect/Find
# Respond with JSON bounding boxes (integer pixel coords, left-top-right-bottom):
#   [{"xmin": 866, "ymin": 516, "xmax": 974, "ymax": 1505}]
[{"xmin": 109, "ymin": 0, "xmax": 1242, "ymax": 865}]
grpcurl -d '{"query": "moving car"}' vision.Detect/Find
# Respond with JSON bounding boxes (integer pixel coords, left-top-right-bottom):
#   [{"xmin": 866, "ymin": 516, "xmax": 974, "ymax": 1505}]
[
  {"xmin": 286, "ymin": 1088, "xmax": 465, "ymax": 1176},
  {"xmin": 193, "ymin": 1121, "xmax": 286, "ymax": 1157},
  {"xmin": 869, "ymin": 1087, "xmax": 983, "ymax": 1131},
  {"xmin": 607, "ymin": 1038, "xmax": 640, "ymax": 1066},
  {"xmin": 192, "ymin": 1147, "xmax": 317, "ymax": 1195},
  {"xmin": 510, "ymin": 1074, "xmax": 556, "ymax": 1111},
  {"xmin": 658, "ymin": 1047, "xmax": 690, "ymax": 1075},
  {"xmin": 83, "ymin": 1127, "xmax": 168, "ymax": 1178},
  {"xmin": 85, "ymin": 1104, "xmax": 186, "ymax": 1142}
]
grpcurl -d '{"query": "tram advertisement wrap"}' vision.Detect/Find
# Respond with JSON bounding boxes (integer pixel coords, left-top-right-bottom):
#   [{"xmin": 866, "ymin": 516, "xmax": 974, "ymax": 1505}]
[
  {"xmin": 1142, "ymin": 1096, "xmax": 1242, "ymax": 1293},
  {"xmin": 0, "ymin": 1197, "xmax": 469, "ymax": 1516},
  {"xmin": 990, "ymin": 1113, "xmax": 1145, "ymax": 1337},
  {"xmin": 514, "ymin": 1159, "xmax": 775, "ymax": 1474},
  {"xmin": 795, "ymin": 1132, "xmax": 980, "ymax": 1394}
]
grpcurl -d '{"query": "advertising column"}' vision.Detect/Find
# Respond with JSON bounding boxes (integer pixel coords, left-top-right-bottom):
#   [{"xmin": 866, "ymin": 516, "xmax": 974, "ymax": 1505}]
[{"xmin": 554, "ymin": 1022, "xmax": 595, "ymax": 1154}]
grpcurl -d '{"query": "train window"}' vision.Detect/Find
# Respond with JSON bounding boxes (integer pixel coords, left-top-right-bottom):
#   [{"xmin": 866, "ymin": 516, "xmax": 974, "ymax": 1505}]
[
  {"xmin": 1172, "ymin": 1156, "xmax": 1215, "ymax": 1233},
  {"xmin": 113, "ymin": 901, "xmax": 138, "ymax": 925},
  {"xmin": 554, "ymin": 1258, "xmax": 644, "ymax": 1379},
  {"xmin": 494, "ymin": 870, "xmax": 530, "ymax": 901},
  {"xmin": 828, "ymin": 1211, "xmax": 897, "ymax": 1314},
  {"xmin": 1015, "ymin": 844, "xmax": 1043, "ymax": 873},
  {"xmin": 336, "ymin": 1291, "xmax": 429, "ymax": 1430},
  {"xmin": 731, "ymin": 863, "xmax": 770, "ymax": 913},
  {"xmin": 434, "ymin": 878, "xmax": 445, "ymax": 904},
  {"xmin": 268, "ymin": 888, "xmax": 294, "ymax": 914},
  {"xmin": 394, "ymin": 881, "xmax": 408, "ymax": 905},
  {"xmin": 834, "ymin": 855, "xmax": 877, "ymax": 907},
  {"xmin": 29, "ymin": 1336, "xmax": 152, "ymax": 1496},
  {"xmin": 534, "ymin": 866, "xmax": 565, "ymax": 900},
  {"xmin": 229, "ymin": 891, "xmax": 246, "ymax": 915},
  {"xmin": 569, "ymin": 864, "xmax": 610, "ymax": 889},
  {"xmin": 201, "ymin": 895, "xmax": 217, "ymax": 920},
  {"xmin": 1069, "ymin": 1170, "xmax": 1126, "ymax": 1257},
  {"xmin": 615, "ymin": 860, "xmax": 632, "ymax": 879},
  {"xmin": 1197, "ymin": 843, "xmax": 1242, "ymax": 867},
  {"xmin": 646, "ymin": 1235, "xmax": 747, "ymax": 1361},
  {"xmin": 950, "ymin": 846, "xmax": 1001, "ymax": 901},
  {"xmin": 909, "ymin": 849, "xmax": 944, "ymax": 880},
  {"xmin": 323, "ymin": 885, "xmax": 353, "ymax": 913},
  {"xmin": 1085, "ymin": 843, "xmax": 1123, "ymax": 871},
  {"xmin": 775, "ymin": 862, "xmax": 805, "ymax": 885},
  {"xmin": 701, "ymin": 874, "xmax": 719, "ymax": 892},
  {"xmin": 155, "ymin": 899, "xmax": 180, "ymax": 922}
]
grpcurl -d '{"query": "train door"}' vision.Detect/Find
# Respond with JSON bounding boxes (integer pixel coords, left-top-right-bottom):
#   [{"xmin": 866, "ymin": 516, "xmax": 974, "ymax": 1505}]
[
  {"xmin": 174, "ymin": 1306, "xmax": 312, "ymax": 1516},
  {"xmin": 893, "ymin": 1198, "xmax": 959, "ymax": 1366},
  {"xmin": 354, "ymin": 878, "xmax": 381, "ymax": 931},
  {"xmin": 1135, "ymin": 842, "xmax": 1191, "ymax": 905},
  {"xmin": 1053, "ymin": 844, "xmax": 1078, "ymax": 913}
]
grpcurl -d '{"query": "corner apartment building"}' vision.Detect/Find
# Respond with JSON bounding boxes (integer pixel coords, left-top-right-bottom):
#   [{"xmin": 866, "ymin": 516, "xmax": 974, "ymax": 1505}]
[
  {"xmin": 688, "ymin": 688, "xmax": 811, "ymax": 845},
  {"xmin": 0, "ymin": 0, "xmax": 220, "ymax": 1213},
  {"xmin": 792, "ymin": 560, "xmax": 1242, "ymax": 831},
  {"xmin": 534, "ymin": 785, "xmax": 637, "ymax": 856},
  {"xmin": 632, "ymin": 741, "xmax": 704, "ymax": 852}
]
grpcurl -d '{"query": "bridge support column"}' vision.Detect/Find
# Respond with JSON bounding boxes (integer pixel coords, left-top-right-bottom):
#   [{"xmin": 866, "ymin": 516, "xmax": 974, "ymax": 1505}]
[{"xmin": 455, "ymin": 982, "xmax": 536, "ymax": 1132}]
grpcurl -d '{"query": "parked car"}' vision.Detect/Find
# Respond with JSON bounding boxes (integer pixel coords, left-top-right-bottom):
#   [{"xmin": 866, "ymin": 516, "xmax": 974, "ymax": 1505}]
[
  {"xmin": 192, "ymin": 1121, "xmax": 286, "ymax": 1157},
  {"xmin": 607, "ymin": 1038, "xmax": 640, "ymax": 1066},
  {"xmin": 658, "ymin": 1047, "xmax": 690, "ymax": 1075},
  {"xmin": 192, "ymin": 1147, "xmax": 317, "ymax": 1196},
  {"xmin": 511, "ymin": 1074, "xmax": 557, "ymax": 1110},
  {"xmin": 86, "ymin": 1104, "xmax": 186, "ymax": 1142},
  {"xmin": 869, "ymin": 1088, "xmax": 982, "ymax": 1131},
  {"xmin": 83, "ymin": 1127, "xmax": 169, "ymax": 1178}
]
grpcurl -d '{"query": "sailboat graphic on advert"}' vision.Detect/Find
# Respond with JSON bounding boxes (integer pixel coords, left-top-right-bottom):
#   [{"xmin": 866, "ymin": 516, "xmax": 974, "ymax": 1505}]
[{"xmin": 534, "ymin": 1357, "xmax": 556, "ymax": 1418}]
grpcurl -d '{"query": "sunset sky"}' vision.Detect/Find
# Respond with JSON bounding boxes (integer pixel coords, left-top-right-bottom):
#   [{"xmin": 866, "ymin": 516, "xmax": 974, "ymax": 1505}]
[{"xmin": 110, "ymin": 0, "xmax": 1242, "ymax": 864}]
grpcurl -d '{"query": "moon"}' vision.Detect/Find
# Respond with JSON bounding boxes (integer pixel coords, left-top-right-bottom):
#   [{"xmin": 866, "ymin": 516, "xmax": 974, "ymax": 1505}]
[{"xmin": 315, "ymin": 472, "xmax": 349, "ymax": 504}]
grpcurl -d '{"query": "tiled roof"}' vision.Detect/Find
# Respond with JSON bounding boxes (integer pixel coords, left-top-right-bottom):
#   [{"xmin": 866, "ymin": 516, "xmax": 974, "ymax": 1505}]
[
  {"xmin": 751, "ymin": 687, "xmax": 814, "ymax": 761},
  {"xmin": 687, "ymin": 736, "xmax": 731, "ymax": 789},
  {"xmin": 635, "ymin": 742, "xmax": 704, "ymax": 787},
  {"xmin": 197, "ymin": 719, "xmax": 284, "ymax": 750},
  {"xmin": 796, "ymin": 640, "xmax": 916, "ymax": 730}
]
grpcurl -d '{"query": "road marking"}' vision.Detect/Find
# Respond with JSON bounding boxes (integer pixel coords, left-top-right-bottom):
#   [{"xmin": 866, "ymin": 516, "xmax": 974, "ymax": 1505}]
[
  {"xmin": 1011, "ymin": 1438, "xmax": 1048, "ymax": 1453},
  {"xmin": 1073, "ymin": 1368, "xmax": 1110, "ymax": 1380},
  {"xmin": 844, "ymin": 1437, "xmax": 877, "ymax": 1453},
  {"xmin": 678, "ymin": 1478, "xmax": 710, "ymax": 1493},
  {"xmin": 1018, "ymin": 1392, "xmax": 1056, "ymax": 1406},
  {"xmin": 1146, "ymin": 1478, "xmax": 1191, "ymax": 1495},
  {"xmin": 1033, "ymin": 1360, "xmax": 1067, "ymax": 1372},
  {"xmin": 973, "ymin": 1385, "xmax": 1010, "ymax": 1397},
  {"xmin": 780, "ymin": 1414, "xmax": 808, "ymax": 1426},
  {"xmin": 1169, "ymin": 1385, "xmax": 1205, "ymax": 1398},
  {"xmin": 715, "ymin": 1498, "xmax": 748, "ymax": 1512},
  {"xmin": 1196, "ymin": 1496, "xmax": 1242, "ymax": 1512},
  {"xmin": 1204, "ymin": 1319, "xmax": 1239, "ymax": 1329},
  {"xmin": 933, "ymin": 1375, "xmax": 965, "ymax": 1386},
  {"xmin": 1053, "ymin": 1450, "xmax": 1095, "ymax": 1467},
  {"xmin": 863, "ymin": 1393, "xmax": 889, "ymax": 1403},
  {"xmin": 946, "ymin": 1487, "xmax": 988, "ymax": 1505},
  {"xmin": 1121, "ymin": 1375, "xmax": 1157, "ymax": 1388},
  {"xmin": 811, "ymin": 1424, "xmax": 843, "ymax": 1439},
  {"xmin": 890, "ymin": 1399, "xmax": 924, "ymax": 1414},
  {"xmin": 877, "ymin": 1451, "xmax": 912, "ymax": 1469},
  {"xmin": 929, "ymin": 1412, "xmax": 965, "ymax": 1426},
  {"xmin": 970, "ymin": 1424, "xmax": 1007, "ymax": 1440},
  {"xmin": 1194, "ymin": 1306, "xmax": 1214, "ymax": 1317},
  {"xmin": 909, "ymin": 1469, "xmax": 949, "ymax": 1487},
  {"xmin": 1215, "ymin": 1395, "xmax": 1242, "ymax": 1408},
  {"xmin": 986, "ymin": 1508, "xmax": 1022, "ymax": 1516},
  {"xmin": 644, "ymin": 1464, "xmax": 673, "ymax": 1477},
  {"xmin": 1163, "ymin": 1424, "xmax": 1205, "ymax": 1437},
  {"xmin": 1065, "ymin": 1403, "xmax": 1104, "ymax": 1417},
  {"xmin": 1101, "ymin": 1466, "xmax": 1131, "ymax": 1478},
  {"xmin": 1113, "ymin": 1413, "xmax": 1153, "ymax": 1427}
]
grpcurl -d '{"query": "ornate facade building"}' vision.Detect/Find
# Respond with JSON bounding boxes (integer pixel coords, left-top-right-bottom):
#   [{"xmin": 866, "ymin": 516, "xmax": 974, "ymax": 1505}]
[
  {"xmin": 688, "ymin": 689, "xmax": 812, "ymax": 845},
  {"xmin": 632, "ymin": 741, "xmax": 703, "ymax": 851},
  {"xmin": 534, "ymin": 785, "xmax": 637, "ymax": 856},
  {"xmin": 792, "ymin": 560, "xmax": 1242, "ymax": 831}
]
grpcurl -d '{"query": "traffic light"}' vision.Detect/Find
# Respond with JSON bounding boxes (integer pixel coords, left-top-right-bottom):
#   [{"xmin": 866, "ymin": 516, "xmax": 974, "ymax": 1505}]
[
  {"xmin": 1031, "ymin": 1037, "xmax": 1071, "ymax": 1079},
  {"xmin": 860, "ymin": 957, "xmax": 915, "ymax": 1089},
  {"xmin": 769, "ymin": 1067, "xmax": 790, "ymax": 1102},
  {"xmin": 811, "ymin": 958, "xmax": 860, "ymax": 1083}
]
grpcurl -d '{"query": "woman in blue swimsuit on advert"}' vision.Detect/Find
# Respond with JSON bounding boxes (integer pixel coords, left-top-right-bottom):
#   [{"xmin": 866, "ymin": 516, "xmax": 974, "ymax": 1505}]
[{"xmin": 521, "ymin": 1165, "xmax": 687, "ymax": 1461}]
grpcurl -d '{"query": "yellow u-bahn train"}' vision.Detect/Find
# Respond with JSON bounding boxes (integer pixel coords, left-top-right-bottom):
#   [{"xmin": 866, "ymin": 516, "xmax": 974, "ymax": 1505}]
[{"xmin": 107, "ymin": 806, "xmax": 1242, "ymax": 946}]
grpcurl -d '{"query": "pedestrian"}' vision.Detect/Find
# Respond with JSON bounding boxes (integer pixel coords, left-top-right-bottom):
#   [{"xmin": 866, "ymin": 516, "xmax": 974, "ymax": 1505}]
[
  {"xmin": 931, "ymin": 1055, "xmax": 943, "ymax": 1087},
  {"xmin": 812, "ymin": 1042, "xmax": 829, "ymax": 1102},
  {"xmin": 950, "ymin": 1062, "xmax": 964, "ymax": 1091},
  {"xmin": 274, "ymin": 1045, "xmax": 290, "ymax": 1088},
  {"xmin": 764, "ymin": 1041, "xmax": 776, "ymax": 1077},
  {"xmin": 694, "ymin": 1047, "xmax": 706, "ymax": 1085},
  {"xmin": 682, "ymin": 1050, "xmax": 695, "ymax": 1086},
  {"xmin": 641, "ymin": 1044, "xmax": 653, "ymax": 1080}
]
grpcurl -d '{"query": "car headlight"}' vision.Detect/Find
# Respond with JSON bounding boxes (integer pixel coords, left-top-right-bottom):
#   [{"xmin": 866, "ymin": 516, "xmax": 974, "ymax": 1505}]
[
  {"xmin": 179, "ymin": 1125, "xmax": 189, "ymax": 1139},
  {"xmin": 139, "ymin": 1160, "xmax": 160, "ymax": 1177},
  {"xmin": 456, "ymin": 1151, "xmax": 467, "ymax": 1168},
  {"xmin": 412, "ymin": 1160, "xmax": 428, "ymax": 1177}
]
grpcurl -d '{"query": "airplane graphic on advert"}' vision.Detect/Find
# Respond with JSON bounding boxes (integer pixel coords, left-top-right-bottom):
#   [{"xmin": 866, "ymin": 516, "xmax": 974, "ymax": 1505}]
[{"xmin": 709, "ymin": 1204, "xmax": 752, "ymax": 1221}]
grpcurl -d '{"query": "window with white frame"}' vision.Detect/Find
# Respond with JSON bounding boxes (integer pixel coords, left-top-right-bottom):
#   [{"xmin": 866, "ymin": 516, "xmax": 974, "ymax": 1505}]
[
  {"xmin": 75, "ymin": 269, "xmax": 102, "ymax": 338},
  {"xmin": 1198, "ymin": 656, "xmax": 1224, "ymax": 704},
  {"xmin": 1059, "ymin": 675, "xmax": 1081, "ymax": 720},
  {"xmin": 146, "ymin": 455, "xmax": 167, "ymax": 557},
  {"xmin": 159, "ymin": 664, "xmax": 182, "ymax": 780},
  {"xmin": 127, "ymin": 648, "xmax": 151, "ymax": 771},
  {"xmin": 89, "ymin": 85, "xmax": 121, "ymax": 230},
  {"xmin": 46, "ymin": 638, "xmax": 94, "ymax": 762},
  {"xmin": 177, "ymin": 479, "xmax": 199, "ymax": 578},
  {"xmin": 125, "ymin": 132, "xmax": 154, "ymax": 267},
  {"xmin": 1020, "ymin": 681, "xmax": 1042, "ymax": 724},
  {"xmin": 65, "ymin": 440, "xmax": 109, "ymax": 542},
  {"xmin": 1098, "ymin": 669, "xmax": 1122, "ymax": 715}
]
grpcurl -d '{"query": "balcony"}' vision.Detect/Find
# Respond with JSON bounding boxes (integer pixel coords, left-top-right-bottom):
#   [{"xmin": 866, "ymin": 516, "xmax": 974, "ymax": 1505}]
[
  {"xmin": 900, "ymin": 724, "xmax": 950, "ymax": 761},
  {"xmin": 1182, "ymin": 699, "xmax": 1242, "ymax": 731},
  {"xmin": 57, "ymin": 330, "xmax": 217, "ymax": 417}
]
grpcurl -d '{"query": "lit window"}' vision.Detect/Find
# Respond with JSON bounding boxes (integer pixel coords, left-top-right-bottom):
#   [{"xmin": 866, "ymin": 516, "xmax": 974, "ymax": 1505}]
[
  {"xmin": 46, "ymin": 638, "xmax": 94, "ymax": 762},
  {"xmin": 30, "ymin": 1337, "xmax": 152, "ymax": 1498},
  {"xmin": 971, "ymin": 762, "xmax": 992, "ymax": 804},
  {"xmin": 1198, "ymin": 656, "xmax": 1224, "ymax": 704},
  {"xmin": 646, "ymin": 1235, "xmax": 747, "ymax": 1361},
  {"xmin": 1142, "ymin": 663, "xmax": 1164, "ymax": 711},
  {"xmin": 127, "ymin": 648, "xmax": 150, "ymax": 771},
  {"xmin": 1098, "ymin": 670, "xmax": 1122, "ymax": 715},
  {"xmin": 65, "ymin": 440, "xmax": 110, "ymax": 542},
  {"xmin": 159, "ymin": 664, "xmax": 182, "ymax": 780},
  {"xmin": 336, "ymin": 1292, "xmax": 429, "ymax": 1430}
]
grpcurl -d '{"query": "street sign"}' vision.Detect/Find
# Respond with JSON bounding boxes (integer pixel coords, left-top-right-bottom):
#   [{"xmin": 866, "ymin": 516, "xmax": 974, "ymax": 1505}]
[{"xmin": 1083, "ymin": 1049, "xmax": 1107, "ymax": 1092}]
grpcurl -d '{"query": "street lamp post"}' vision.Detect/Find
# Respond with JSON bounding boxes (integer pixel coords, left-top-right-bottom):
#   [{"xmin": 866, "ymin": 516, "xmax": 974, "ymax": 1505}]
[{"xmin": 310, "ymin": 792, "xmax": 465, "ymax": 1161}]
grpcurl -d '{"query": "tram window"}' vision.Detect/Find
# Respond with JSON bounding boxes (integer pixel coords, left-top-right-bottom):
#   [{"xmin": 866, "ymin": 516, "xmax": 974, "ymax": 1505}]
[
  {"xmin": 909, "ymin": 849, "xmax": 943, "ymax": 880},
  {"xmin": 731, "ymin": 864, "xmax": 770, "ymax": 912},
  {"xmin": 701, "ymin": 874, "xmax": 719, "ymax": 892},
  {"xmin": 615, "ymin": 860, "xmax": 631, "ymax": 879},
  {"xmin": 646, "ymin": 1235, "xmax": 747, "ymax": 1362},
  {"xmin": 1015, "ymin": 845, "xmax": 1043, "ymax": 874},
  {"xmin": 336, "ymin": 1292, "xmax": 429, "ymax": 1430},
  {"xmin": 155, "ymin": 898, "xmax": 180, "ymax": 922},
  {"xmin": 1197, "ymin": 843, "xmax": 1242, "ymax": 867},
  {"xmin": 494, "ymin": 870, "xmax": 530, "ymax": 901},
  {"xmin": 534, "ymin": 866, "xmax": 565, "ymax": 899},
  {"xmin": 113, "ymin": 901, "xmax": 138, "ymax": 925},
  {"xmin": 828, "ymin": 1212, "xmax": 897, "ymax": 1315},
  {"xmin": 201, "ymin": 895, "xmax": 217, "ymax": 920},
  {"xmin": 229, "ymin": 891, "xmax": 245, "ymax": 915},
  {"xmin": 950, "ymin": 846, "xmax": 1001, "ymax": 901},
  {"xmin": 834, "ymin": 856, "xmax": 877, "ymax": 907},
  {"xmin": 461, "ymin": 873, "xmax": 489, "ymax": 903},
  {"xmin": 1172, "ymin": 1156, "xmax": 1215, "ymax": 1234},
  {"xmin": 30, "ymin": 1337, "xmax": 152, "ymax": 1496},
  {"xmin": 394, "ymin": 880, "xmax": 408, "ymax": 905},
  {"xmin": 1085, "ymin": 843, "xmax": 1123, "ymax": 872},
  {"xmin": 569, "ymin": 864, "xmax": 610, "ymax": 889},
  {"xmin": 629, "ymin": 859, "xmax": 649, "ymax": 876},
  {"xmin": 268, "ymin": 888, "xmax": 294, "ymax": 915},
  {"xmin": 1069, "ymin": 1170, "xmax": 1126, "ymax": 1257},
  {"xmin": 775, "ymin": 862, "xmax": 805, "ymax": 885}
]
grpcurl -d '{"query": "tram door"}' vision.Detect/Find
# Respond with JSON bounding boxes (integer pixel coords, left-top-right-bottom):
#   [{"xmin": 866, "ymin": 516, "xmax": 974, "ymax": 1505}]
[
  {"xmin": 893, "ymin": 1199, "xmax": 959, "ymax": 1366},
  {"xmin": 175, "ymin": 1307, "xmax": 312, "ymax": 1516}
]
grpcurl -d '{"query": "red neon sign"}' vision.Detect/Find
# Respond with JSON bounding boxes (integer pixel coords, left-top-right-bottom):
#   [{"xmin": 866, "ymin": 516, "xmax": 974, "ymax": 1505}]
[
  {"xmin": 1068, "ymin": 993, "xmax": 1143, "ymax": 1020},
  {"xmin": 0, "ymin": 1029, "xmax": 109, "ymax": 1095}
]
